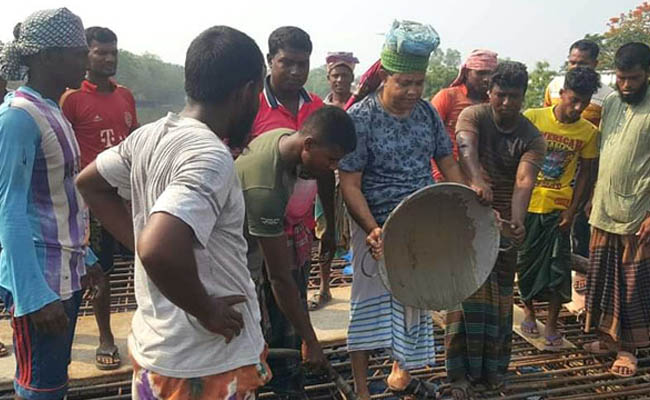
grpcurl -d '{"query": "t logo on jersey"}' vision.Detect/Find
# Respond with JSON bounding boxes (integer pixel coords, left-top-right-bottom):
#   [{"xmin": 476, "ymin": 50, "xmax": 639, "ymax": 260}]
[{"xmin": 100, "ymin": 129, "xmax": 123, "ymax": 148}]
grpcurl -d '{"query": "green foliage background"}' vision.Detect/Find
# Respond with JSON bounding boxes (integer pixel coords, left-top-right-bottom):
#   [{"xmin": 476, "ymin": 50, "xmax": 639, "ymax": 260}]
[
  {"xmin": 114, "ymin": 50, "xmax": 185, "ymax": 124},
  {"xmin": 97, "ymin": 2, "xmax": 644, "ymax": 123},
  {"xmin": 305, "ymin": 65, "xmax": 330, "ymax": 98}
]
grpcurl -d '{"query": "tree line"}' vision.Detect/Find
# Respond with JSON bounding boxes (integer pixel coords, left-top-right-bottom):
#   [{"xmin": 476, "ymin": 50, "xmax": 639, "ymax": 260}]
[
  {"xmin": 88, "ymin": 2, "xmax": 647, "ymax": 123},
  {"xmin": 305, "ymin": 2, "xmax": 648, "ymax": 110},
  {"xmin": 114, "ymin": 50, "xmax": 185, "ymax": 124}
]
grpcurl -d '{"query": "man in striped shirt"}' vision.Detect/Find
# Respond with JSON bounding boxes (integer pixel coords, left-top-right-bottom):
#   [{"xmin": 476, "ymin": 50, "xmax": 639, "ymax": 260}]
[{"xmin": 0, "ymin": 8, "xmax": 89, "ymax": 400}]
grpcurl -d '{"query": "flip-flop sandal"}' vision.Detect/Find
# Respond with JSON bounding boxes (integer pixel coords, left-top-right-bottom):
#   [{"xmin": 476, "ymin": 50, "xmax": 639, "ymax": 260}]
[
  {"xmin": 520, "ymin": 320, "xmax": 540, "ymax": 338},
  {"xmin": 307, "ymin": 292, "xmax": 332, "ymax": 311},
  {"xmin": 610, "ymin": 351, "xmax": 638, "ymax": 377},
  {"xmin": 486, "ymin": 380, "xmax": 505, "ymax": 391},
  {"xmin": 583, "ymin": 341, "xmax": 615, "ymax": 355},
  {"xmin": 96, "ymin": 345, "xmax": 121, "ymax": 371},
  {"xmin": 447, "ymin": 380, "xmax": 473, "ymax": 400},
  {"xmin": 543, "ymin": 334, "xmax": 565, "ymax": 352},
  {"xmin": 0, "ymin": 342, "xmax": 9, "ymax": 358},
  {"xmin": 388, "ymin": 377, "xmax": 441, "ymax": 399},
  {"xmin": 471, "ymin": 380, "xmax": 504, "ymax": 392}
]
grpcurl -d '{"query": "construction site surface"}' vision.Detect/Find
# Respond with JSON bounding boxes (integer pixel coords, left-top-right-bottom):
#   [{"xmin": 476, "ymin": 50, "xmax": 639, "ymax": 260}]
[{"xmin": 0, "ymin": 254, "xmax": 648, "ymax": 399}]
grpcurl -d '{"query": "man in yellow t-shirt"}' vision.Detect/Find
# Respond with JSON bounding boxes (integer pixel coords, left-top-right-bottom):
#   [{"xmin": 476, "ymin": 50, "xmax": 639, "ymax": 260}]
[
  {"xmin": 543, "ymin": 39, "xmax": 613, "ymax": 127},
  {"xmin": 544, "ymin": 39, "xmax": 613, "ymax": 274},
  {"xmin": 517, "ymin": 67, "xmax": 601, "ymax": 350}
]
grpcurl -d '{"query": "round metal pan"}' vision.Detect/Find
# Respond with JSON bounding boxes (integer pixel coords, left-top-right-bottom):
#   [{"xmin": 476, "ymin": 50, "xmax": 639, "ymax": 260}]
[{"xmin": 379, "ymin": 183, "xmax": 500, "ymax": 310}]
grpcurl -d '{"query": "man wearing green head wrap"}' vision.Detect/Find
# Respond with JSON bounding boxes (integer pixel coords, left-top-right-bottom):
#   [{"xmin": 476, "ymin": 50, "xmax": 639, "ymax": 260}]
[
  {"xmin": 380, "ymin": 47, "xmax": 431, "ymax": 74},
  {"xmin": 339, "ymin": 21, "xmax": 465, "ymax": 399}
]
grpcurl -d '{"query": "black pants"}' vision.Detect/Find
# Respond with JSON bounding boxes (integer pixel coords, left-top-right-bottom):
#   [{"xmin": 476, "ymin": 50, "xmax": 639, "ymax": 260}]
[{"xmin": 571, "ymin": 210, "xmax": 590, "ymax": 257}]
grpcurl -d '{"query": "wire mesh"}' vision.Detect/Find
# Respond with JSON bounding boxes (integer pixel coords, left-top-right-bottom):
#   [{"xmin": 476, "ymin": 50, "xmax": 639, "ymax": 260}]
[{"xmin": 0, "ymin": 250, "xmax": 647, "ymax": 398}]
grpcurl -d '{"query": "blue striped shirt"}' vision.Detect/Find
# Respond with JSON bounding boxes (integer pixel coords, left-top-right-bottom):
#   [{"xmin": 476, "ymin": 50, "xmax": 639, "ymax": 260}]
[{"xmin": 0, "ymin": 87, "xmax": 86, "ymax": 317}]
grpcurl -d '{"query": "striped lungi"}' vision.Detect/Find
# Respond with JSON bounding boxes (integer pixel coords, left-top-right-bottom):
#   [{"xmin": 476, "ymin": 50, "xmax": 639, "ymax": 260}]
[
  {"xmin": 346, "ymin": 221, "xmax": 436, "ymax": 370},
  {"xmin": 445, "ymin": 248, "xmax": 516, "ymax": 386},
  {"xmin": 585, "ymin": 227, "xmax": 650, "ymax": 349}
]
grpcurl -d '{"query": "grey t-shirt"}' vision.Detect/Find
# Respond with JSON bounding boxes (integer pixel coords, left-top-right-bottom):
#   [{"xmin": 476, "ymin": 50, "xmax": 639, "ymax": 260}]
[{"xmin": 96, "ymin": 112, "xmax": 264, "ymax": 377}]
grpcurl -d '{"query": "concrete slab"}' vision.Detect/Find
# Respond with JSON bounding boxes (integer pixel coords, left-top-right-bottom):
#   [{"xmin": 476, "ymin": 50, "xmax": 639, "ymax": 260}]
[
  {"xmin": 308, "ymin": 286, "xmax": 350, "ymax": 346},
  {"xmin": 512, "ymin": 304, "xmax": 575, "ymax": 352},
  {"xmin": 432, "ymin": 311, "xmax": 447, "ymax": 329},
  {"xmin": 0, "ymin": 287, "xmax": 352, "ymax": 390},
  {"xmin": 0, "ymin": 311, "xmax": 134, "ymax": 390}
]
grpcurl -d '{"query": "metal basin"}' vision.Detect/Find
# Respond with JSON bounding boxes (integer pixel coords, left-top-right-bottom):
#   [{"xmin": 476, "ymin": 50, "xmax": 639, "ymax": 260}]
[{"xmin": 379, "ymin": 183, "xmax": 500, "ymax": 310}]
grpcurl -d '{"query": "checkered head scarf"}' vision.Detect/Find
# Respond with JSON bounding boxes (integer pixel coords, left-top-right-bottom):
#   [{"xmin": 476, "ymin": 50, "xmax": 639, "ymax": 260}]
[{"xmin": 0, "ymin": 8, "xmax": 87, "ymax": 81}]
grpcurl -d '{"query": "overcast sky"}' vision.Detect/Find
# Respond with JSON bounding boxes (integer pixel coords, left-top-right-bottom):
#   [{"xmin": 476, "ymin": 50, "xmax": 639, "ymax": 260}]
[{"xmin": 3, "ymin": 0, "xmax": 639, "ymax": 73}]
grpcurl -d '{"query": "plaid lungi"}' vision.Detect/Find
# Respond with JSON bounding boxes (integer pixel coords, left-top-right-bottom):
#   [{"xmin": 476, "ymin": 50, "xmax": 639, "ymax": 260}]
[
  {"xmin": 585, "ymin": 227, "xmax": 650, "ymax": 349},
  {"xmin": 445, "ymin": 249, "xmax": 516, "ymax": 385}
]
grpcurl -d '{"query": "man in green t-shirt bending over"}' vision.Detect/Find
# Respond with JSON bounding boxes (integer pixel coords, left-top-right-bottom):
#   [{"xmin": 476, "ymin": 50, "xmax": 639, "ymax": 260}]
[{"xmin": 235, "ymin": 106, "xmax": 356, "ymax": 397}]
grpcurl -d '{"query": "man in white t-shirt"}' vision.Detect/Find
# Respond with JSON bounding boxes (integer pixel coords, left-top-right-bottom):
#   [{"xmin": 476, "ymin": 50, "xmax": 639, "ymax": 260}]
[{"xmin": 76, "ymin": 26, "xmax": 273, "ymax": 399}]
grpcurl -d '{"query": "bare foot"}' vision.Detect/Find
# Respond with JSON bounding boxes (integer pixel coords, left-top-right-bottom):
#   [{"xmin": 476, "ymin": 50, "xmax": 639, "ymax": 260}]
[
  {"xmin": 449, "ymin": 379, "xmax": 473, "ymax": 400},
  {"xmin": 520, "ymin": 302, "xmax": 540, "ymax": 337},
  {"xmin": 611, "ymin": 351, "xmax": 637, "ymax": 377},
  {"xmin": 543, "ymin": 323, "xmax": 560, "ymax": 341},
  {"xmin": 573, "ymin": 274, "xmax": 587, "ymax": 293},
  {"xmin": 520, "ymin": 319, "xmax": 539, "ymax": 338},
  {"xmin": 386, "ymin": 361, "xmax": 411, "ymax": 390}
]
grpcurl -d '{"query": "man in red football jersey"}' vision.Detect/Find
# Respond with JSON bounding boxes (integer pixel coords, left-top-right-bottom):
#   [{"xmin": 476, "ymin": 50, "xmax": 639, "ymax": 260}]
[{"xmin": 61, "ymin": 26, "xmax": 138, "ymax": 371}]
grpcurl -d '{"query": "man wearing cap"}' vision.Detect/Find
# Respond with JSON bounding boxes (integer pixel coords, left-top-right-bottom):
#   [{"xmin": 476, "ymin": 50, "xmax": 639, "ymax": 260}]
[
  {"xmin": 310, "ymin": 51, "xmax": 359, "ymax": 311},
  {"xmin": 431, "ymin": 49, "xmax": 497, "ymax": 182},
  {"xmin": 0, "ymin": 8, "xmax": 89, "ymax": 399},
  {"xmin": 324, "ymin": 51, "xmax": 358, "ymax": 108},
  {"xmin": 339, "ymin": 21, "xmax": 465, "ymax": 399}
]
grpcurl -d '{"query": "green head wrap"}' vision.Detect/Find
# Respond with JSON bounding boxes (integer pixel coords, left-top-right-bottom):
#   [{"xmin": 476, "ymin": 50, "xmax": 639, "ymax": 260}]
[
  {"xmin": 380, "ymin": 46, "xmax": 429, "ymax": 73},
  {"xmin": 380, "ymin": 20, "xmax": 439, "ymax": 74}
]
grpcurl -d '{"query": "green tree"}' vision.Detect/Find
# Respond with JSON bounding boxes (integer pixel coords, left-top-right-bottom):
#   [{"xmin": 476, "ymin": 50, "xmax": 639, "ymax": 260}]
[
  {"xmin": 304, "ymin": 65, "xmax": 330, "ymax": 98},
  {"xmin": 586, "ymin": 2, "xmax": 650, "ymax": 70},
  {"xmin": 525, "ymin": 61, "xmax": 555, "ymax": 109},
  {"xmin": 423, "ymin": 48, "xmax": 461, "ymax": 99},
  {"xmin": 115, "ymin": 50, "xmax": 185, "ymax": 124}
]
